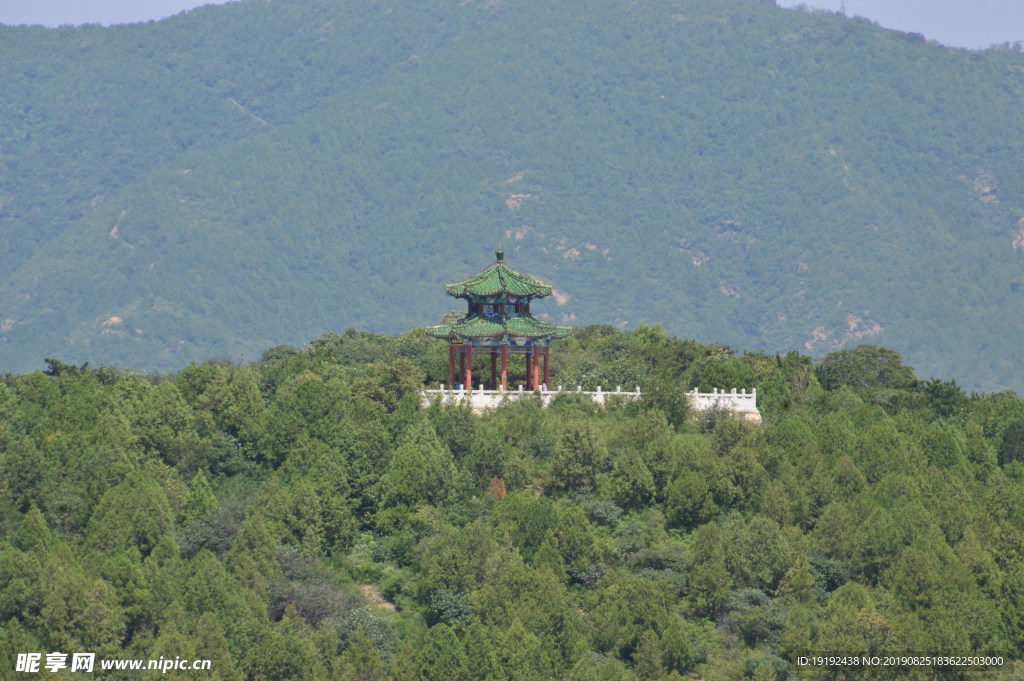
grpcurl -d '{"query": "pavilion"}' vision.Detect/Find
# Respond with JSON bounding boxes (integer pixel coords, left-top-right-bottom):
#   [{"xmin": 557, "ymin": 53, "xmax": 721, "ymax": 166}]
[{"xmin": 426, "ymin": 250, "xmax": 571, "ymax": 390}]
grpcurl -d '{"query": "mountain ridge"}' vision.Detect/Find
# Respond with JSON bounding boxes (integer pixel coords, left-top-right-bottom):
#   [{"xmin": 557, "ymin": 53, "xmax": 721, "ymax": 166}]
[{"xmin": 3, "ymin": 0, "xmax": 1024, "ymax": 391}]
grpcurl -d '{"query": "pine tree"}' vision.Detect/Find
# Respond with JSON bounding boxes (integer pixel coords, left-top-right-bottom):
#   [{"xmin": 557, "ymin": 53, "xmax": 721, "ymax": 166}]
[
  {"xmin": 225, "ymin": 514, "xmax": 284, "ymax": 597},
  {"xmin": 750, "ymin": 659, "xmax": 778, "ymax": 681},
  {"xmin": 688, "ymin": 524, "xmax": 733, "ymax": 617},
  {"xmin": 38, "ymin": 546, "xmax": 126, "ymax": 658},
  {"xmin": 181, "ymin": 470, "xmax": 218, "ymax": 523},
  {"xmin": 253, "ymin": 628, "xmax": 328, "ymax": 681},
  {"xmin": 339, "ymin": 627, "xmax": 388, "ymax": 681},
  {"xmin": 85, "ymin": 472, "xmax": 175, "ymax": 559},
  {"xmin": 609, "ymin": 449, "xmax": 656, "ymax": 511},
  {"xmin": 12, "ymin": 506, "xmax": 53, "ymax": 553},
  {"xmin": 193, "ymin": 612, "xmax": 244, "ymax": 681},
  {"xmin": 549, "ymin": 421, "xmax": 606, "ymax": 492},
  {"xmin": 532, "ymin": 533, "xmax": 567, "ymax": 583},
  {"xmin": 659, "ymin": 617, "xmax": 705, "ymax": 674},
  {"xmin": 0, "ymin": 618, "xmax": 41, "ymax": 681},
  {"xmin": 632, "ymin": 631, "xmax": 663, "ymax": 681},
  {"xmin": 141, "ymin": 631, "xmax": 197, "ymax": 681},
  {"xmin": 491, "ymin": 618, "xmax": 548, "ymax": 681},
  {"xmin": 780, "ymin": 558, "xmax": 816, "ymax": 605},
  {"xmin": 779, "ymin": 606, "xmax": 812, "ymax": 662},
  {"xmin": 412, "ymin": 624, "xmax": 468, "ymax": 681},
  {"xmin": 378, "ymin": 420, "xmax": 458, "ymax": 528},
  {"xmin": 462, "ymin": 623, "xmax": 506, "ymax": 681},
  {"xmin": 178, "ymin": 550, "xmax": 268, "ymax": 670}
]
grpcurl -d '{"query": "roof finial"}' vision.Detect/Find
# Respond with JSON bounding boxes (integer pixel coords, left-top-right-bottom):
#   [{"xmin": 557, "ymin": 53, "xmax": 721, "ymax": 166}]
[{"xmin": 496, "ymin": 234, "xmax": 504, "ymax": 262}]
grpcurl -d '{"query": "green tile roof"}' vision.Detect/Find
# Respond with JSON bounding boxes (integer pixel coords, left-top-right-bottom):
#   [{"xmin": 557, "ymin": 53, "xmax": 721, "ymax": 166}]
[
  {"xmin": 445, "ymin": 252, "xmax": 553, "ymax": 299},
  {"xmin": 427, "ymin": 314, "xmax": 571, "ymax": 341},
  {"xmin": 428, "ymin": 251, "xmax": 572, "ymax": 342}
]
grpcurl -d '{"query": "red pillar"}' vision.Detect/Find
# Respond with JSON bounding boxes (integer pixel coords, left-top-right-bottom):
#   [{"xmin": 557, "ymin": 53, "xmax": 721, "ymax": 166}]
[
  {"xmin": 448, "ymin": 345, "xmax": 455, "ymax": 388},
  {"xmin": 465, "ymin": 344, "xmax": 473, "ymax": 390},
  {"xmin": 459, "ymin": 348, "xmax": 465, "ymax": 388},
  {"xmin": 500, "ymin": 344, "xmax": 508, "ymax": 390},
  {"xmin": 543, "ymin": 346, "xmax": 550, "ymax": 388},
  {"xmin": 526, "ymin": 351, "xmax": 533, "ymax": 390},
  {"xmin": 532, "ymin": 345, "xmax": 540, "ymax": 391},
  {"xmin": 490, "ymin": 350, "xmax": 497, "ymax": 389}
]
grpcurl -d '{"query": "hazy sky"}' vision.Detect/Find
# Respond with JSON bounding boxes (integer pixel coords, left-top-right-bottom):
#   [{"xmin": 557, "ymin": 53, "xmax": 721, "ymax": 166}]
[
  {"xmin": 0, "ymin": 0, "xmax": 1021, "ymax": 50},
  {"xmin": 777, "ymin": 0, "xmax": 1024, "ymax": 49}
]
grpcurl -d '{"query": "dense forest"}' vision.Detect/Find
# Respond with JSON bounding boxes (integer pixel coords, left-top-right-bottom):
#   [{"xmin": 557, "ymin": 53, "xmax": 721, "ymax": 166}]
[
  {"xmin": 1, "ymin": 326, "xmax": 1023, "ymax": 680},
  {"xmin": 4, "ymin": 0, "xmax": 1024, "ymax": 392}
]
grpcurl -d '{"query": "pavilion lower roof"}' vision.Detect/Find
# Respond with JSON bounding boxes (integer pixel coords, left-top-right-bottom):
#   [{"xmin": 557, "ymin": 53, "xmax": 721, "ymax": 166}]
[{"xmin": 426, "ymin": 315, "xmax": 571, "ymax": 340}]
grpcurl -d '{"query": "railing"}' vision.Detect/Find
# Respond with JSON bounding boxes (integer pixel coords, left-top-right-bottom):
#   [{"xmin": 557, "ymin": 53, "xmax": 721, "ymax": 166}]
[
  {"xmin": 421, "ymin": 385, "xmax": 759, "ymax": 417},
  {"xmin": 421, "ymin": 384, "xmax": 641, "ymax": 410},
  {"xmin": 687, "ymin": 387, "xmax": 759, "ymax": 414}
]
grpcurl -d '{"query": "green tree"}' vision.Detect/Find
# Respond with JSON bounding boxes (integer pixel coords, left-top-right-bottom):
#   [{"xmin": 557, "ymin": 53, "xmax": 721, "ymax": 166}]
[
  {"xmin": 352, "ymin": 359, "xmax": 427, "ymax": 414},
  {"xmin": 193, "ymin": 611, "xmax": 245, "ymax": 681},
  {"xmin": 553, "ymin": 503, "xmax": 596, "ymax": 571},
  {"xmin": 659, "ymin": 617, "xmax": 706, "ymax": 675},
  {"xmin": 490, "ymin": 618, "xmax": 550, "ymax": 681},
  {"xmin": 339, "ymin": 627, "xmax": 387, "ymax": 681},
  {"xmin": 999, "ymin": 421, "xmax": 1024, "ymax": 466},
  {"xmin": 225, "ymin": 514, "xmax": 285, "ymax": 597},
  {"xmin": 0, "ymin": 618, "xmax": 40, "ymax": 681},
  {"xmin": 637, "ymin": 378, "xmax": 690, "ymax": 431},
  {"xmin": 86, "ymin": 472, "xmax": 175, "ymax": 559},
  {"xmin": 378, "ymin": 420, "xmax": 459, "ymax": 528},
  {"xmin": 778, "ymin": 606, "xmax": 812, "ymax": 662},
  {"xmin": 181, "ymin": 469, "xmax": 218, "ymax": 523},
  {"xmin": 36, "ymin": 544, "xmax": 125, "ymax": 657},
  {"xmin": 816, "ymin": 346, "xmax": 916, "ymax": 391},
  {"xmin": 1, "ymin": 437, "xmax": 47, "ymax": 513},
  {"xmin": 12, "ymin": 506, "xmax": 53, "ymax": 553},
  {"xmin": 780, "ymin": 557, "xmax": 816, "ymax": 605},
  {"xmin": 129, "ymin": 380, "xmax": 196, "ymax": 466},
  {"xmin": 815, "ymin": 583, "xmax": 890, "ymax": 657},
  {"xmin": 664, "ymin": 470, "xmax": 712, "ymax": 529},
  {"xmin": 688, "ymin": 523, "xmax": 733, "ymax": 617},
  {"xmin": 253, "ymin": 627, "xmax": 327, "ymax": 681},
  {"xmin": 411, "ymin": 624, "xmax": 468, "ymax": 681},
  {"xmin": 179, "ymin": 550, "xmax": 267, "ymax": 674},
  {"xmin": 462, "ymin": 623, "xmax": 507, "ymax": 681},
  {"xmin": 568, "ymin": 654, "xmax": 636, "ymax": 681},
  {"xmin": 142, "ymin": 629, "xmax": 198, "ymax": 680},
  {"xmin": 632, "ymin": 630, "xmax": 663, "ymax": 681},
  {"xmin": 608, "ymin": 449, "xmax": 656, "ymax": 511},
  {"xmin": 719, "ymin": 514, "xmax": 793, "ymax": 593},
  {"xmin": 592, "ymin": 576, "xmax": 672, "ymax": 661},
  {"xmin": 549, "ymin": 421, "xmax": 607, "ymax": 492}
]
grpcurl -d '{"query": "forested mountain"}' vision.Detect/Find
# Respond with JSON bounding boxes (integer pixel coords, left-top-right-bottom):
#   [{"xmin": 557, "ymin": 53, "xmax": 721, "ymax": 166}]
[
  {"xmin": 3, "ymin": 0, "xmax": 1024, "ymax": 392},
  {"xmin": 1, "ymin": 329, "xmax": 1023, "ymax": 680}
]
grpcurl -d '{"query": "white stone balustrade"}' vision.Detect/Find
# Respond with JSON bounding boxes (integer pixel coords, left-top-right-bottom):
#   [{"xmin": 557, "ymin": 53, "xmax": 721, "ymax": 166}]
[
  {"xmin": 687, "ymin": 387, "xmax": 761, "ymax": 423},
  {"xmin": 421, "ymin": 385, "xmax": 761, "ymax": 422},
  {"xmin": 421, "ymin": 384, "xmax": 640, "ymax": 412}
]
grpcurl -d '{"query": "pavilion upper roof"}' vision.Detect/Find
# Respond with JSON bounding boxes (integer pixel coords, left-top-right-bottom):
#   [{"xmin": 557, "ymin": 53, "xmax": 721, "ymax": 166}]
[{"xmin": 445, "ymin": 251, "xmax": 552, "ymax": 300}]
